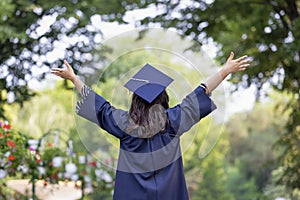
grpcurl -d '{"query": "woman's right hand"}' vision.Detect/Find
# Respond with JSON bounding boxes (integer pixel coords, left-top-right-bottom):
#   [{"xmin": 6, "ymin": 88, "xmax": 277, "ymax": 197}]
[{"xmin": 51, "ymin": 60, "xmax": 76, "ymax": 82}]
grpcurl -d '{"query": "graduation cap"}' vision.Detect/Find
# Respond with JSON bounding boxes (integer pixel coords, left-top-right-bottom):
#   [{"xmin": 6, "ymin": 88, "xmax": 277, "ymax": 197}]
[{"xmin": 124, "ymin": 64, "xmax": 173, "ymax": 103}]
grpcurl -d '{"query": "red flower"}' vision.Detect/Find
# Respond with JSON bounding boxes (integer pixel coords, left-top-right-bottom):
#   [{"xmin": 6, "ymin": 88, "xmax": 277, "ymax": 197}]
[
  {"xmin": 0, "ymin": 133, "xmax": 3, "ymax": 138},
  {"xmin": 3, "ymin": 123, "xmax": 11, "ymax": 130},
  {"xmin": 81, "ymin": 170, "xmax": 87, "ymax": 176},
  {"xmin": 7, "ymin": 140, "xmax": 16, "ymax": 148},
  {"xmin": 8, "ymin": 155, "xmax": 15, "ymax": 161},
  {"xmin": 89, "ymin": 161, "xmax": 97, "ymax": 166}
]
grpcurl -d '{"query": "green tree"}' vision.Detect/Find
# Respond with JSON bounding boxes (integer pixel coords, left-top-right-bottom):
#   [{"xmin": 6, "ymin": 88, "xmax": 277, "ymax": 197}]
[
  {"xmin": 226, "ymin": 91, "xmax": 289, "ymax": 198},
  {"xmin": 127, "ymin": 0, "xmax": 300, "ymax": 192},
  {"xmin": 226, "ymin": 166, "xmax": 261, "ymax": 200},
  {"xmin": 5, "ymin": 82, "xmax": 74, "ymax": 138},
  {"xmin": 0, "ymin": 0, "xmax": 140, "ymax": 113},
  {"xmin": 184, "ymin": 122, "xmax": 234, "ymax": 200},
  {"xmin": 263, "ymin": 166, "xmax": 300, "ymax": 200}
]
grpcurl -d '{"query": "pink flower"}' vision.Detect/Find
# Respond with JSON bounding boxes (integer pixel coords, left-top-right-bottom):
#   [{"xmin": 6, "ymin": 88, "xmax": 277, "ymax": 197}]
[{"xmin": 29, "ymin": 146, "xmax": 35, "ymax": 151}]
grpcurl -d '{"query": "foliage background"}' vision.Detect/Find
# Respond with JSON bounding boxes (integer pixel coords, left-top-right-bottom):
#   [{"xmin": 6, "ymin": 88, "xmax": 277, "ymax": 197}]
[{"xmin": 1, "ymin": 0, "xmax": 299, "ymax": 199}]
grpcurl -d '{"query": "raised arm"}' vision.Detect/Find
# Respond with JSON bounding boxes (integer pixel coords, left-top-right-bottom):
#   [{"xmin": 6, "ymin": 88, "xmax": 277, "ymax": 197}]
[
  {"xmin": 51, "ymin": 60, "xmax": 84, "ymax": 92},
  {"xmin": 205, "ymin": 52, "xmax": 251, "ymax": 93},
  {"xmin": 51, "ymin": 60, "xmax": 127, "ymax": 139},
  {"xmin": 167, "ymin": 52, "xmax": 251, "ymax": 136}
]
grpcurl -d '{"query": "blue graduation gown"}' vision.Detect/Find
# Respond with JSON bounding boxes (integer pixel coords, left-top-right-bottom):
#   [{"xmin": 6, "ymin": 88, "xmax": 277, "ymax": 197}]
[{"xmin": 77, "ymin": 85, "xmax": 217, "ymax": 200}]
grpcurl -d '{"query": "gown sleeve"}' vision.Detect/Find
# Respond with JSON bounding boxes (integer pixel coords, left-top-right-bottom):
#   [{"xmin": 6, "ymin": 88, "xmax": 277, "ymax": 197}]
[
  {"xmin": 166, "ymin": 85, "xmax": 217, "ymax": 136},
  {"xmin": 76, "ymin": 85, "xmax": 127, "ymax": 139}
]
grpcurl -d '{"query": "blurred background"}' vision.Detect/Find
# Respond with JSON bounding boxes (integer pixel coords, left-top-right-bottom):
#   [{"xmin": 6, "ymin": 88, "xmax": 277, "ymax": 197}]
[{"xmin": 0, "ymin": 0, "xmax": 299, "ymax": 199}]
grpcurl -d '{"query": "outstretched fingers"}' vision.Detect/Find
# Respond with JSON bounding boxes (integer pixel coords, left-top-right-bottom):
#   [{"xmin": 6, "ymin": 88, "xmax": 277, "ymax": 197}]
[
  {"xmin": 64, "ymin": 60, "xmax": 72, "ymax": 69},
  {"xmin": 51, "ymin": 60, "xmax": 75, "ymax": 80},
  {"xmin": 225, "ymin": 51, "xmax": 252, "ymax": 73},
  {"xmin": 236, "ymin": 55, "xmax": 251, "ymax": 71},
  {"xmin": 51, "ymin": 68, "xmax": 62, "ymax": 77},
  {"xmin": 238, "ymin": 61, "xmax": 251, "ymax": 71},
  {"xmin": 51, "ymin": 68, "xmax": 62, "ymax": 72},
  {"xmin": 235, "ymin": 55, "xmax": 248, "ymax": 62},
  {"xmin": 239, "ymin": 64, "xmax": 250, "ymax": 71},
  {"xmin": 51, "ymin": 66, "xmax": 68, "ymax": 78}
]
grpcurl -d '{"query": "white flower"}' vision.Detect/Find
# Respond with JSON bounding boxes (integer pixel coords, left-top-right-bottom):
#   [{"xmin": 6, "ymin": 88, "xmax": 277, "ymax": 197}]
[
  {"xmin": 52, "ymin": 157, "xmax": 63, "ymax": 167},
  {"xmin": 95, "ymin": 169, "xmax": 112, "ymax": 182},
  {"xmin": 22, "ymin": 166, "xmax": 29, "ymax": 174},
  {"xmin": 102, "ymin": 171, "xmax": 112, "ymax": 182},
  {"xmin": 38, "ymin": 167, "xmax": 46, "ymax": 175},
  {"xmin": 86, "ymin": 183, "xmax": 93, "ymax": 193},
  {"xmin": 4, "ymin": 151, "xmax": 10, "ymax": 157},
  {"xmin": 0, "ymin": 158, "xmax": 6, "ymax": 167},
  {"xmin": 64, "ymin": 172, "xmax": 71, "ymax": 178},
  {"xmin": 71, "ymin": 174, "xmax": 79, "ymax": 181},
  {"xmin": 65, "ymin": 163, "xmax": 77, "ymax": 174},
  {"xmin": 84, "ymin": 176, "xmax": 91, "ymax": 183},
  {"xmin": 28, "ymin": 139, "xmax": 39, "ymax": 150},
  {"xmin": 58, "ymin": 172, "xmax": 63, "ymax": 179},
  {"xmin": 78, "ymin": 156, "xmax": 86, "ymax": 164},
  {"xmin": 95, "ymin": 169, "xmax": 103, "ymax": 177},
  {"xmin": 0, "ymin": 169, "xmax": 7, "ymax": 179},
  {"xmin": 17, "ymin": 165, "xmax": 29, "ymax": 174},
  {"xmin": 96, "ymin": 162, "xmax": 101, "ymax": 168}
]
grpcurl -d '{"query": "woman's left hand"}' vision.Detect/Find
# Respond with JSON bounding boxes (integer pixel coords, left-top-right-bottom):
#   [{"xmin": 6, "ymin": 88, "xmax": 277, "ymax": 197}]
[
  {"xmin": 223, "ymin": 52, "xmax": 251, "ymax": 74},
  {"xmin": 51, "ymin": 60, "xmax": 76, "ymax": 82}
]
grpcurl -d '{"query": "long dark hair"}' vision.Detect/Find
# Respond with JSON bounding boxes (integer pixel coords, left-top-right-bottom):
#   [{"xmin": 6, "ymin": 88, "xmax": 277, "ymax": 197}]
[{"xmin": 126, "ymin": 90, "xmax": 169, "ymax": 138}]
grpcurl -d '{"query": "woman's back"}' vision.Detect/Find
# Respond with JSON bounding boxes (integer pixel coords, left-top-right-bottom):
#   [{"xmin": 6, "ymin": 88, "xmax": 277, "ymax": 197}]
[
  {"xmin": 76, "ymin": 84, "xmax": 216, "ymax": 200},
  {"xmin": 115, "ymin": 128, "xmax": 187, "ymax": 200}
]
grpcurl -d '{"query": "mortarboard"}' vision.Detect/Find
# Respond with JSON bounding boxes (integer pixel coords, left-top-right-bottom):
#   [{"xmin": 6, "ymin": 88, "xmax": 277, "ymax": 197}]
[{"xmin": 124, "ymin": 64, "xmax": 174, "ymax": 103}]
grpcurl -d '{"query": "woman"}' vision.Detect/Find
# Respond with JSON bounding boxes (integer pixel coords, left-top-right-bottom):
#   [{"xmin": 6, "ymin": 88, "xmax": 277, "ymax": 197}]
[{"xmin": 51, "ymin": 52, "xmax": 250, "ymax": 200}]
